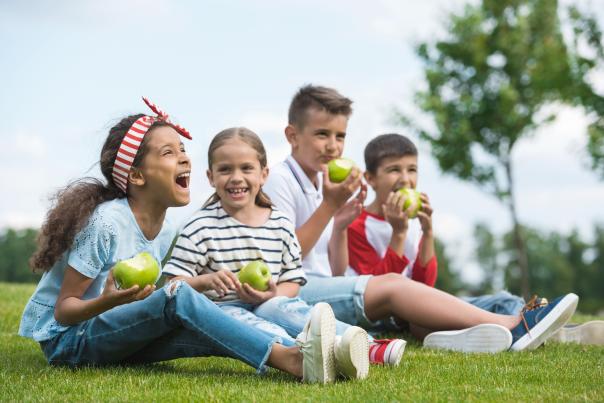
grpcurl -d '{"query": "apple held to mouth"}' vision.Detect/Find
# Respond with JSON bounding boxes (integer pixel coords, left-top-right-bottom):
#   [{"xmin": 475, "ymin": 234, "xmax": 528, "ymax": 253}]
[
  {"xmin": 327, "ymin": 158, "xmax": 356, "ymax": 183},
  {"xmin": 397, "ymin": 188, "xmax": 422, "ymax": 219},
  {"xmin": 113, "ymin": 252, "xmax": 160, "ymax": 289},
  {"xmin": 238, "ymin": 260, "xmax": 271, "ymax": 291}
]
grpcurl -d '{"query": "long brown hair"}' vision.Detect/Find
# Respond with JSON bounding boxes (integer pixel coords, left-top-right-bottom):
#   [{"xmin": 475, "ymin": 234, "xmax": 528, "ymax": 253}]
[
  {"xmin": 204, "ymin": 127, "xmax": 272, "ymax": 209},
  {"xmin": 29, "ymin": 115, "xmax": 173, "ymax": 272}
]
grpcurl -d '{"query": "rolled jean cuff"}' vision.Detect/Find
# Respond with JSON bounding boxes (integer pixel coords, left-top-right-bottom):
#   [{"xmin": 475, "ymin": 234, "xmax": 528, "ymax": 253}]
[
  {"xmin": 256, "ymin": 336, "xmax": 282, "ymax": 375},
  {"xmin": 353, "ymin": 275, "xmax": 381, "ymax": 329}
]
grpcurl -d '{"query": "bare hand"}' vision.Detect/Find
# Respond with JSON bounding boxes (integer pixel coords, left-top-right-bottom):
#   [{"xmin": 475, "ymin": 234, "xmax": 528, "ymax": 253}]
[
  {"xmin": 416, "ymin": 192, "xmax": 433, "ymax": 235},
  {"xmin": 102, "ymin": 270, "xmax": 155, "ymax": 307},
  {"xmin": 201, "ymin": 270, "xmax": 241, "ymax": 298},
  {"xmin": 334, "ymin": 182, "xmax": 367, "ymax": 231},
  {"xmin": 322, "ymin": 165, "xmax": 363, "ymax": 212},
  {"xmin": 382, "ymin": 190, "xmax": 409, "ymax": 234},
  {"xmin": 237, "ymin": 280, "xmax": 277, "ymax": 305}
]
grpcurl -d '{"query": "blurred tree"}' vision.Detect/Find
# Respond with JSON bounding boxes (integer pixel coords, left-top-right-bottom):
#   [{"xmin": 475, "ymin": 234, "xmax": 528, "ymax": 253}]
[
  {"xmin": 473, "ymin": 222, "xmax": 500, "ymax": 294},
  {"xmin": 0, "ymin": 228, "xmax": 41, "ymax": 283},
  {"xmin": 401, "ymin": 0, "xmax": 604, "ymax": 298},
  {"xmin": 434, "ymin": 237, "xmax": 466, "ymax": 294}
]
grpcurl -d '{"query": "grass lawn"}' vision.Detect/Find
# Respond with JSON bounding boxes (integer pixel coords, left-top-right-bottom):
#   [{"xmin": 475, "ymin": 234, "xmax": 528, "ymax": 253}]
[{"xmin": 1, "ymin": 282, "xmax": 603, "ymax": 402}]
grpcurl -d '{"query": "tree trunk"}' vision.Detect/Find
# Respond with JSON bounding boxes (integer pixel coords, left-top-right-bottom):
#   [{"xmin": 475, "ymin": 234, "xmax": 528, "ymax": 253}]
[{"xmin": 504, "ymin": 160, "xmax": 531, "ymax": 299}]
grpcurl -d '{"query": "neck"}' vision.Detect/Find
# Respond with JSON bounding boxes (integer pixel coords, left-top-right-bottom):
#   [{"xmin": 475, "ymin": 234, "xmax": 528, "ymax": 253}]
[
  {"xmin": 127, "ymin": 196, "xmax": 167, "ymax": 240},
  {"xmin": 291, "ymin": 154, "xmax": 319, "ymax": 188},
  {"xmin": 365, "ymin": 199, "xmax": 384, "ymax": 217},
  {"xmin": 222, "ymin": 201, "xmax": 270, "ymax": 227}
]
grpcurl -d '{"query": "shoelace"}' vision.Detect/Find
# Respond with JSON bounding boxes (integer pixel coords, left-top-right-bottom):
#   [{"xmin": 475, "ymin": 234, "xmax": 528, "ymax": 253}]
[{"xmin": 519, "ymin": 295, "xmax": 549, "ymax": 338}]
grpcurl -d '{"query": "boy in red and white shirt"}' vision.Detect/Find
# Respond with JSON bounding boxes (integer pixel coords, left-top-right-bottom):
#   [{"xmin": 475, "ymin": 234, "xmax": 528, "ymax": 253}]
[{"xmin": 348, "ymin": 133, "xmax": 437, "ymax": 289}]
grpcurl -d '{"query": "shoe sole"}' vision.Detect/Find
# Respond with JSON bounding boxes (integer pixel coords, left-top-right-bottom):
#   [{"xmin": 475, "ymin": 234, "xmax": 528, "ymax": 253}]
[
  {"xmin": 510, "ymin": 293, "xmax": 579, "ymax": 351},
  {"xmin": 548, "ymin": 320, "xmax": 604, "ymax": 346},
  {"xmin": 423, "ymin": 324, "xmax": 512, "ymax": 353},
  {"xmin": 310, "ymin": 302, "xmax": 337, "ymax": 383},
  {"xmin": 382, "ymin": 339, "xmax": 406, "ymax": 366},
  {"xmin": 336, "ymin": 327, "xmax": 369, "ymax": 380}
]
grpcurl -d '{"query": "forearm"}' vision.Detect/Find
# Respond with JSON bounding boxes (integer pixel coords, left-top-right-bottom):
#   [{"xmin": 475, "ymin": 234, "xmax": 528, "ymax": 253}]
[
  {"xmin": 170, "ymin": 275, "xmax": 206, "ymax": 292},
  {"xmin": 328, "ymin": 229, "xmax": 348, "ymax": 276},
  {"xmin": 296, "ymin": 201, "xmax": 337, "ymax": 257},
  {"xmin": 389, "ymin": 231, "xmax": 407, "ymax": 257},
  {"xmin": 54, "ymin": 294, "xmax": 116, "ymax": 326},
  {"xmin": 276, "ymin": 282, "xmax": 300, "ymax": 298},
  {"xmin": 418, "ymin": 232, "xmax": 435, "ymax": 265}
]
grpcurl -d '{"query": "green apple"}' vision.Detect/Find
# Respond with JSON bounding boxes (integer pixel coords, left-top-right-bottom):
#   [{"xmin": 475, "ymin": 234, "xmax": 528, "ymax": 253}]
[
  {"xmin": 327, "ymin": 158, "xmax": 356, "ymax": 183},
  {"xmin": 113, "ymin": 252, "xmax": 160, "ymax": 289},
  {"xmin": 397, "ymin": 188, "xmax": 422, "ymax": 219},
  {"xmin": 238, "ymin": 260, "xmax": 271, "ymax": 291}
]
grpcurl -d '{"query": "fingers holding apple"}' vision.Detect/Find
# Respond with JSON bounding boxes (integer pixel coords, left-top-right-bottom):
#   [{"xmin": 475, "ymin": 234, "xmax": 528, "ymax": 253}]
[{"xmin": 238, "ymin": 279, "xmax": 277, "ymax": 305}]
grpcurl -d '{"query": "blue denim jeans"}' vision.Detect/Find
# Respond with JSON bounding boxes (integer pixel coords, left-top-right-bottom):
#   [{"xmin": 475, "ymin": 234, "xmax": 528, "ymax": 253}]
[
  {"xmin": 298, "ymin": 275, "xmax": 377, "ymax": 328},
  {"xmin": 40, "ymin": 281, "xmax": 280, "ymax": 373},
  {"xmin": 219, "ymin": 296, "xmax": 354, "ymax": 344},
  {"xmin": 462, "ymin": 290, "xmax": 525, "ymax": 315}
]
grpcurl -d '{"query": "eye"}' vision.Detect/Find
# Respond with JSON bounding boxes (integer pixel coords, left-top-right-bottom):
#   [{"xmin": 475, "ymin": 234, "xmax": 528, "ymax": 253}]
[
  {"xmin": 336, "ymin": 133, "xmax": 346, "ymax": 141},
  {"xmin": 162, "ymin": 150, "xmax": 173, "ymax": 156}
]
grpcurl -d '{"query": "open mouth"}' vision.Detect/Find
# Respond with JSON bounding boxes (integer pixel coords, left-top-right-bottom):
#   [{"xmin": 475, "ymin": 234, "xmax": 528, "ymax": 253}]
[{"xmin": 175, "ymin": 172, "xmax": 190, "ymax": 189}]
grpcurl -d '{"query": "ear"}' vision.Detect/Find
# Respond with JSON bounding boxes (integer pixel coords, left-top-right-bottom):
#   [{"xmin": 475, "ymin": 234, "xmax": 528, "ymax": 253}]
[
  {"xmin": 364, "ymin": 170, "xmax": 376, "ymax": 189},
  {"xmin": 284, "ymin": 124, "xmax": 298, "ymax": 149},
  {"xmin": 128, "ymin": 167, "xmax": 146, "ymax": 187},
  {"xmin": 206, "ymin": 168, "xmax": 216, "ymax": 188},
  {"xmin": 259, "ymin": 166, "xmax": 269, "ymax": 186}
]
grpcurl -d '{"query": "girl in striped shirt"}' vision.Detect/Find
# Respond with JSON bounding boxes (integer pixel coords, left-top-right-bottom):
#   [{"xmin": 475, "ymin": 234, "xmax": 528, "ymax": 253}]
[{"xmin": 164, "ymin": 127, "xmax": 370, "ymax": 380}]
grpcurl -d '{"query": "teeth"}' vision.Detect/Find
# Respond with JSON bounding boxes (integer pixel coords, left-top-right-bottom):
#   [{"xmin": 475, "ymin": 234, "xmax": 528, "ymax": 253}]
[
  {"xmin": 227, "ymin": 188, "xmax": 248, "ymax": 194},
  {"xmin": 177, "ymin": 172, "xmax": 190, "ymax": 179}
]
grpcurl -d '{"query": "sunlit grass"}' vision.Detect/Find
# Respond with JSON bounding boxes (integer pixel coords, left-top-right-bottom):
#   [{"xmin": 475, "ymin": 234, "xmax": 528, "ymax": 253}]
[{"xmin": 2, "ymin": 282, "xmax": 602, "ymax": 402}]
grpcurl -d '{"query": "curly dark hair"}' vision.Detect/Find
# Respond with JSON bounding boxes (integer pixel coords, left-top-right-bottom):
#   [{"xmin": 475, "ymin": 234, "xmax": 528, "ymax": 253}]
[{"xmin": 29, "ymin": 114, "xmax": 173, "ymax": 272}]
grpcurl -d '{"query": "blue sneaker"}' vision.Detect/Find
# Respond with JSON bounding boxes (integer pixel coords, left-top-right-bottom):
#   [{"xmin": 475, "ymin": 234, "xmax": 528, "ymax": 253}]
[{"xmin": 510, "ymin": 293, "xmax": 579, "ymax": 351}]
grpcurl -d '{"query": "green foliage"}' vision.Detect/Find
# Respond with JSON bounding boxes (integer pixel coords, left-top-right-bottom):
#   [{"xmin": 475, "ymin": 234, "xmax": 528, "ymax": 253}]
[
  {"xmin": 434, "ymin": 237, "xmax": 466, "ymax": 294},
  {"xmin": 0, "ymin": 228, "xmax": 41, "ymax": 283},
  {"xmin": 2, "ymin": 283, "xmax": 603, "ymax": 401},
  {"xmin": 408, "ymin": 0, "xmax": 604, "ymax": 190},
  {"xmin": 473, "ymin": 223, "xmax": 604, "ymax": 313}
]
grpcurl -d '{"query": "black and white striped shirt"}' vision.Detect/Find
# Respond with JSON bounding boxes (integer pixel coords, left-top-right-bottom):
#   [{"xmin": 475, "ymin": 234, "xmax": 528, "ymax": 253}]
[{"xmin": 163, "ymin": 201, "xmax": 306, "ymax": 302}]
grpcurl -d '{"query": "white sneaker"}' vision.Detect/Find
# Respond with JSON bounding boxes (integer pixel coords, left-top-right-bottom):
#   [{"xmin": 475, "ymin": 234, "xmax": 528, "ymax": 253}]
[
  {"xmin": 548, "ymin": 320, "xmax": 604, "ymax": 345},
  {"xmin": 295, "ymin": 302, "xmax": 337, "ymax": 384},
  {"xmin": 334, "ymin": 327, "xmax": 370, "ymax": 380},
  {"xmin": 423, "ymin": 324, "xmax": 512, "ymax": 353}
]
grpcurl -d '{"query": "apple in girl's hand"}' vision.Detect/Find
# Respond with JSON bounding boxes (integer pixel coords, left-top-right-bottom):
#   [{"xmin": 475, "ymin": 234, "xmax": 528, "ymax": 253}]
[
  {"xmin": 238, "ymin": 260, "xmax": 271, "ymax": 291},
  {"xmin": 113, "ymin": 252, "xmax": 160, "ymax": 289},
  {"xmin": 328, "ymin": 158, "xmax": 356, "ymax": 183},
  {"xmin": 397, "ymin": 188, "xmax": 422, "ymax": 218}
]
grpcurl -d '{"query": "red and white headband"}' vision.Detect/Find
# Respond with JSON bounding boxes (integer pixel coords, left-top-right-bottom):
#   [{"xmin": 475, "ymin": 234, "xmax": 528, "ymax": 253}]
[{"xmin": 112, "ymin": 97, "xmax": 192, "ymax": 193}]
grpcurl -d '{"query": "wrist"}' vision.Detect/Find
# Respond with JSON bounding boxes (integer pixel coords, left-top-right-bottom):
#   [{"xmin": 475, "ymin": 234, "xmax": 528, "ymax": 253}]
[{"xmin": 319, "ymin": 199, "xmax": 339, "ymax": 216}]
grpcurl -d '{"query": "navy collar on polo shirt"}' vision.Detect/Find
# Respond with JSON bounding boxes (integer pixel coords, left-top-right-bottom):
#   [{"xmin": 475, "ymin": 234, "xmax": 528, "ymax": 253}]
[{"xmin": 284, "ymin": 155, "xmax": 322, "ymax": 197}]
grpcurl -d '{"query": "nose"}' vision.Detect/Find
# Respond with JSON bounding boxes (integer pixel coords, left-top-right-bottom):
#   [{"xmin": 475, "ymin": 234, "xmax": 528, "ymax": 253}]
[
  {"xmin": 179, "ymin": 150, "xmax": 191, "ymax": 166},
  {"xmin": 326, "ymin": 134, "xmax": 337, "ymax": 153}
]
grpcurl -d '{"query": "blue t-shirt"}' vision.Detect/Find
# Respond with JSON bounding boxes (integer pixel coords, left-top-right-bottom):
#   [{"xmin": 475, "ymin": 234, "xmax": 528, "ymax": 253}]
[{"xmin": 19, "ymin": 198, "xmax": 176, "ymax": 342}]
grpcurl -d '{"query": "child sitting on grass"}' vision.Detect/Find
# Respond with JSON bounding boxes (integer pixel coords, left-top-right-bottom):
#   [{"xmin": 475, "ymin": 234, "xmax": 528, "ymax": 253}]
[
  {"xmin": 347, "ymin": 132, "xmax": 586, "ymax": 351},
  {"xmin": 263, "ymin": 84, "xmax": 580, "ymax": 354},
  {"xmin": 18, "ymin": 98, "xmax": 332, "ymax": 382},
  {"xmin": 163, "ymin": 127, "xmax": 370, "ymax": 383}
]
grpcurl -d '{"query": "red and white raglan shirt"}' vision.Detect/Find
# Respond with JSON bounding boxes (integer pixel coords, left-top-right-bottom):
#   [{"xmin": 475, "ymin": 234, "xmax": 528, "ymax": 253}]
[{"xmin": 347, "ymin": 209, "xmax": 438, "ymax": 287}]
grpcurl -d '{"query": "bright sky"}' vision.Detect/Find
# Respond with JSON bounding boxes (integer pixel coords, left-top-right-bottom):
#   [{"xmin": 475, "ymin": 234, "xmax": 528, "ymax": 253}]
[{"xmin": 2, "ymin": 0, "xmax": 603, "ymax": 282}]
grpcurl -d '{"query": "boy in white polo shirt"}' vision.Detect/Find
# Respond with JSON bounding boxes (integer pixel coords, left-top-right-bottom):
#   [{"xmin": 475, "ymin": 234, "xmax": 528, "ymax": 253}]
[{"xmin": 263, "ymin": 84, "xmax": 579, "ymax": 355}]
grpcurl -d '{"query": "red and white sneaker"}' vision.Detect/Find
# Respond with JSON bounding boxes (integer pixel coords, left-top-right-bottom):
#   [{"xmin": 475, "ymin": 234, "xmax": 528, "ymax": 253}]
[{"xmin": 369, "ymin": 338, "xmax": 406, "ymax": 366}]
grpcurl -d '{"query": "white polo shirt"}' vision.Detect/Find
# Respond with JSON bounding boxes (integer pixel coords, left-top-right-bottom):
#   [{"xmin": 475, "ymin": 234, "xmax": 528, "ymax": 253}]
[{"xmin": 264, "ymin": 155, "xmax": 334, "ymax": 277}]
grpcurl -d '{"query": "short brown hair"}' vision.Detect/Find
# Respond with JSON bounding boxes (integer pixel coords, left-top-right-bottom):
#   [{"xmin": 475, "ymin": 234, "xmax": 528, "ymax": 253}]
[
  {"xmin": 288, "ymin": 84, "xmax": 353, "ymax": 128},
  {"xmin": 364, "ymin": 133, "xmax": 418, "ymax": 174}
]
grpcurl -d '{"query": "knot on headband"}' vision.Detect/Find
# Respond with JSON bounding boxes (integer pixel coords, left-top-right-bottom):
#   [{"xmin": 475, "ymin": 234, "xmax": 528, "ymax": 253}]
[{"xmin": 111, "ymin": 97, "xmax": 192, "ymax": 193}]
